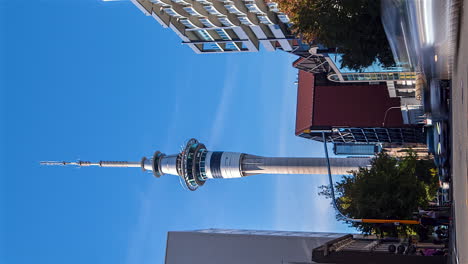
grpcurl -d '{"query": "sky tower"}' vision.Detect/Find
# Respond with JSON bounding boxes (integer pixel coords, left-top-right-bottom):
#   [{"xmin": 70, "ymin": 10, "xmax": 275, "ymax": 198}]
[{"xmin": 41, "ymin": 138, "xmax": 371, "ymax": 191}]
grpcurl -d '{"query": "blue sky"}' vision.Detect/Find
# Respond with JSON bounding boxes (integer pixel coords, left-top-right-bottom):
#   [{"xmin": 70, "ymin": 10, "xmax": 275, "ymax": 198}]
[{"xmin": 1, "ymin": 1, "xmax": 354, "ymax": 263}]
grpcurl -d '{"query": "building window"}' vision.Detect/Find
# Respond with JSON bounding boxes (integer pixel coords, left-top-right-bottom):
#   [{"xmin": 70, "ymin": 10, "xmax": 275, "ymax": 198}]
[
  {"xmin": 197, "ymin": 29, "xmax": 214, "ymax": 40},
  {"xmin": 202, "ymin": 42, "xmax": 223, "ymax": 51},
  {"xmin": 150, "ymin": 0, "xmax": 171, "ymax": 7},
  {"xmin": 225, "ymin": 5, "xmax": 244, "ymax": 15},
  {"xmin": 215, "ymin": 29, "xmax": 231, "ymax": 40},
  {"xmin": 199, "ymin": 17, "xmax": 217, "ymax": 28},
  {"xmin": 195, "ymin": 0, "xmax": 211, "ymax": 4},
  {"xmin": 183, "ymin": 6, "xmax": 203, "ymax": 17},
  {"xmin": 277, "ymin": 13, "xmax": 289, "ymax": 23},
  {"xmin": 179, "ymin": 18, "xmax": 198, "ymax": 28},
  {"xmin": 213, "ymin": 29, "xmax": 241, "ymax": 51},
  {"xmin": 163, "ymin": 8, "xmax": 184, "ymax": 18},
  {"xmin": 218, "ymin": 17, "xmax": 234, "ymax": 27},
  {"xmin": 203, "ymin": 5, "xmax": 223, "ymax": 16},
  {"xmin": 257, "ymin": 15, "xmax": 273, "ymax": 25},
  {"xmin": 225, "ymin": 42, "xmax": 239, "ymax": 51},
  {"xmin": 197, "ymin": 29, "xmax": 238, "ymax": 51},
  {"xmin": 171, "ymin": 0, "xmax": 190, "ymax": 5},
  {"xmin": 267, "ymin": 2, "xmax": 279, "ymax": 12},
  {"xmin": 238, "ymin": 16, "xmax": 253, "ymax": 25},
  {"xmin": 244, "ymin": 3, "xmax": 263, "ymax": 14}
]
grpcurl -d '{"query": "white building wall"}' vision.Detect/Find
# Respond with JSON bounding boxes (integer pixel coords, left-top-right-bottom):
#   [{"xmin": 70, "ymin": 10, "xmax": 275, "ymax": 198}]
[{"xmin": 165, "ymin": 229, "xmax": 345, "ymax": 264}]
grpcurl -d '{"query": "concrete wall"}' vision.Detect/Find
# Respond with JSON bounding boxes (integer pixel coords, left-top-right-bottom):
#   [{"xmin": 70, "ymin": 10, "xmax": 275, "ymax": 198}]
[{"xmin": 165, "ymin": 230, "xmax": 344, "ymax": 264}]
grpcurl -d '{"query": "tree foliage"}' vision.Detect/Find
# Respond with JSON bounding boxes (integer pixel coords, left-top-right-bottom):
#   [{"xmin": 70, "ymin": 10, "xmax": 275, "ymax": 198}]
[
  {"xmin": 319, "ymin": 151, "xmax": 438, "ymax": 237},
  {"xmin": 276, "ymin": 0, "xmax": 395, "ymax": 70}
]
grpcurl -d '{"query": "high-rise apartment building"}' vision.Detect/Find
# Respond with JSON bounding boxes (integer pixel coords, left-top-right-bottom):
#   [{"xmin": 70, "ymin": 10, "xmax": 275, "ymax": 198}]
[
  {"xmin": 130, "ymin": 0, "xmax": 308, "ymax": 54},
  {"xmin": 165, "ymin": 229, "xmax": 345, "ymax": 264}
]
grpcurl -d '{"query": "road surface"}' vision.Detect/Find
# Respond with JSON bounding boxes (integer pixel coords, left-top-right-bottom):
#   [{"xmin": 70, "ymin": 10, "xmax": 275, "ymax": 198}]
[{"xmin": 451, "ymin": 0, "xmax": 468, "ymax": 262}]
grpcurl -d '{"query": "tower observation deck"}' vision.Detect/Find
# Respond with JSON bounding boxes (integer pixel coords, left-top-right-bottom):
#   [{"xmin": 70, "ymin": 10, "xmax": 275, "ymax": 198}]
[{"xmin": 41, "ymin": 138, "xmax": 371, "ymax": 191}]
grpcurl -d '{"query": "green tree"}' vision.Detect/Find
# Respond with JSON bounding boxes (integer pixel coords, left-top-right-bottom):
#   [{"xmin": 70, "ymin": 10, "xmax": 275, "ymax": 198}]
[
  {"xmin": 319, "ymin": 151, "xmax": 438, "ymax": 237},
  {"xmin": 276, "ymin": 0, "xmax": 395, "ymax": 70}
]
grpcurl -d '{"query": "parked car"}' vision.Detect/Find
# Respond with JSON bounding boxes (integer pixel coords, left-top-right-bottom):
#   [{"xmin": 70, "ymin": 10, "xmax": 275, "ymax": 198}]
[{"xmin": 429, "ymin": 79, "xmax": 450, "ymax": 121}]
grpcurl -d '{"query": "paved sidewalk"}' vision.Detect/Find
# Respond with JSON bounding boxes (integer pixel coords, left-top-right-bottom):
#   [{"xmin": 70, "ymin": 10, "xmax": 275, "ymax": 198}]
[{"xmin": 451, "ymin": 0, "xmax": 468, "ymax": 263}]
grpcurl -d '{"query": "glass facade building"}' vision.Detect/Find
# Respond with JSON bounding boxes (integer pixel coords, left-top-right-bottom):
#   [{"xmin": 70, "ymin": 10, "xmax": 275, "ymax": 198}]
[
  {"xmin": 325, "ymin": 53, "xmax": 417, "ymax": 83},
  {"xmin": 328, "ymin": 72, "xmax": 417, "ymax": 82}
]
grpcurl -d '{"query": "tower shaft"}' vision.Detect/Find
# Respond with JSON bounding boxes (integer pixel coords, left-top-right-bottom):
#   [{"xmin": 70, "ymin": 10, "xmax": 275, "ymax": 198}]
[{"xmin": 241, "ymin": 155, "xmax": 370, "ymax": 176}]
